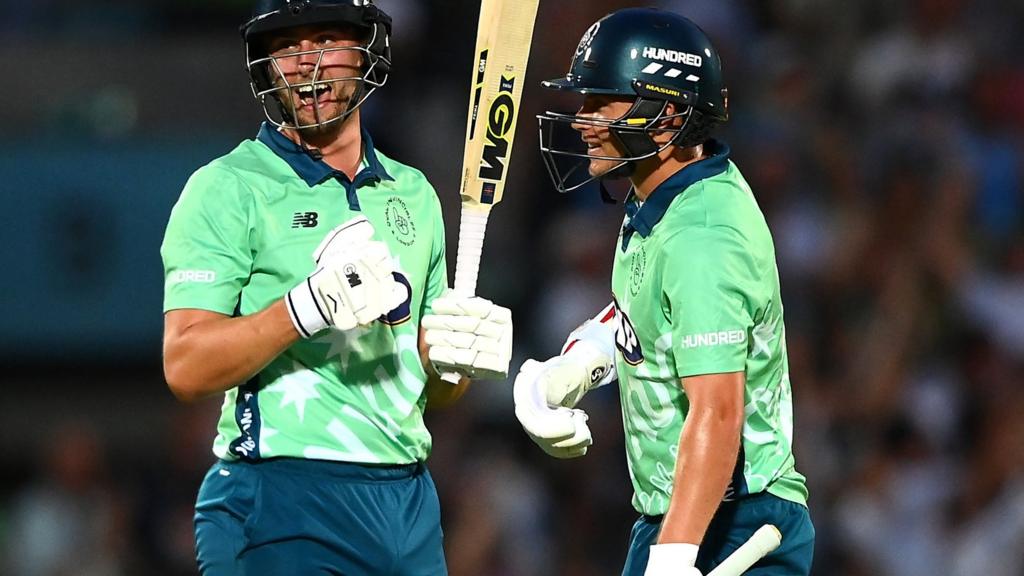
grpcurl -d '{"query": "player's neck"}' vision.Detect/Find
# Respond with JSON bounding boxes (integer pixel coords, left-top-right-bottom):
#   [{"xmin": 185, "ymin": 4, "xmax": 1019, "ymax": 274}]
[
  {"xmin": 284, "ymin": 114, "xmax": 364, "ymax": 181},
  {"xmin": 631, "ymin": 143, "xmax": 705, "ymax": 201}
]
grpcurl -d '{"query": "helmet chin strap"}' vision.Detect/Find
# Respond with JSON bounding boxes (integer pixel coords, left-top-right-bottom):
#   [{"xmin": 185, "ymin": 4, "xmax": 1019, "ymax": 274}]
[{"xmin": 596, "ymin": 161, "xmax": 632, "ymax": 204}]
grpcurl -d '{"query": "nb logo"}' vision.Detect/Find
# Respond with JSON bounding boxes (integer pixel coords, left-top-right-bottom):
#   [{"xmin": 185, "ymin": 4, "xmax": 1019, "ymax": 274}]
[{"xmin": 291, "ymin": 211, "xmax": 319, "ymax": 228}]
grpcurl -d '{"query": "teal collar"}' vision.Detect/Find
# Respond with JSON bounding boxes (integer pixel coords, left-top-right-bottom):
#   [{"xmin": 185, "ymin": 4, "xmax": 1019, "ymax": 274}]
[
  {"xmin": 257, "ymin": 122, "xmax": 393, "ymax": 210},
  {"xmin": 622, "ymin": 139, "xmax": 731, "ymax": 250}
]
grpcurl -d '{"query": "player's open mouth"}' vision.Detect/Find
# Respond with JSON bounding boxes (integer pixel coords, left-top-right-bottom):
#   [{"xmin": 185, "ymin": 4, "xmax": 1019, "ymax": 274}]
[
  {"xmin": 296, "ymin": 83, "xmax": 333, "ymax": 109},
  {"xmin": 581, "ymin": 136, "xmax": 603, "ymax": 156}
]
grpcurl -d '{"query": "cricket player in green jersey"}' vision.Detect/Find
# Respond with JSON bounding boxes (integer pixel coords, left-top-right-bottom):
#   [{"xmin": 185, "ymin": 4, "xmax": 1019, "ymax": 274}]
[
  {"xmin": 160, "ymin": 1, "xmax": 512, "ymax": 574},
  {"xmin": 515, "ymin": 8, "xmax": 813, "ymax": 576}
]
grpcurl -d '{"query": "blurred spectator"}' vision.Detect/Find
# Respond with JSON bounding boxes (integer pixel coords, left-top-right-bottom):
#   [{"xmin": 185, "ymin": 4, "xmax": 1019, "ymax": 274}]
[{"xmin": 4, "ymin": 423, "xmax": 128, "ymax": 576}]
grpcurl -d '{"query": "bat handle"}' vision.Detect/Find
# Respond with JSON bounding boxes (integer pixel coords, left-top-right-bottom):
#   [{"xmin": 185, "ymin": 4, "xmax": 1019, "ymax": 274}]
[
  {"xmin": 439, "ymin": 206, "xmax": 492, "ymax": 384},
  {"xmin": 706, "ymin": 524, "xmax": 782, "ymax": 576},
  {"xmin": 452, "ymin": 207, "xmax": 490, "ymax": 296}
]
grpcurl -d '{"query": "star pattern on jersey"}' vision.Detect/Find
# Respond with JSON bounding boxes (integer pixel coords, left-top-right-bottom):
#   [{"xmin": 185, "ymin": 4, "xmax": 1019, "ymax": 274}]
[
  {"xmin": 263, "ymin": 361, "xmax": 322, "ymax": 423},
  {"xmin": 315, "ymin": 324, "xmax": 371, "ymax": 367},
  {"xmin": 259, "ymin": 426, "xmax": 279, "ymax": 457},
  {"xmin": 751, "ymin": 315, "xmax": 779, "ymax": 358}
]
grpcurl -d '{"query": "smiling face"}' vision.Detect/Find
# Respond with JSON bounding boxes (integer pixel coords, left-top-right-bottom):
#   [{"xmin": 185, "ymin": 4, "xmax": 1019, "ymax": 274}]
[
  {"xmin": 570, "ymin": 95, "xmax": 635, "ymax": 178},
  {"xmin": 263, "ymin": 23, "xmax": 367, "ymax": 132}
]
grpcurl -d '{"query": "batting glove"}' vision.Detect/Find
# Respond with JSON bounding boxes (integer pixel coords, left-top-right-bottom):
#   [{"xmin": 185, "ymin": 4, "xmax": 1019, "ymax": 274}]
[
  {"xmin": 645, "ymin": 544, "xmax": 701, "ymax": 576},
  {"xmin": 545, "ymin": 306, "xmax": 618, "ymax": 408},
  {"xmin": 286, "ymin": 216, "xmax": 407, "ymax": 338},
  {"xmin": 421, "ymin": 294, "xmax": 512, "ymax": 379},
  {"xmin": 514, "ymin": 359, "xmax": 593, "ymax": 459}
]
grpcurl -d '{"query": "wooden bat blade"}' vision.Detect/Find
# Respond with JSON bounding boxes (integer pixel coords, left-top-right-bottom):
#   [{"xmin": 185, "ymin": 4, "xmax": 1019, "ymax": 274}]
[{"xmin": 460, "ymin": 0, "xmax": 540, "ymax": 212}]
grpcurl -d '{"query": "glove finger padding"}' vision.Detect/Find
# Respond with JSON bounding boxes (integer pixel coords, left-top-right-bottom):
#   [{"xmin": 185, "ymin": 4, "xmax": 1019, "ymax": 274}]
[
  {"xmin": 421, "ymin": 314, "xmax": 481, "ymax": 334},
  {"xmin": 427, "ymin": 347, "xmax": 477, "ymax": 371},
  {"xmin": 429, "ymin": 295, "xmax": 503, "ymax": 319},
  {"xmin": 357, "ymin": 241, "xmax": 397, "ymax": 279},
  {"xmin": 423, "ymin": 329, "xmax": 478, "ymax": 350},
  {"xmin": 513, "ymin": 360, "xmax": 593, "ymax": 458},
  {"xmin": 548, "ymin": 410, "xmax": 592, "ymax": 457},
  {"xmin": 313, "ymin": 216, "xmax": 375, "ymax": 263},
  {"xmin": 423, "ymin": 295, "xmax": 512, "ymax": 379}
]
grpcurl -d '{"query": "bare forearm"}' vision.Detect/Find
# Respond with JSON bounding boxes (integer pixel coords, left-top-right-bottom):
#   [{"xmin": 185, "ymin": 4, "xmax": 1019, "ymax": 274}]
[
  {"xmin": 658, "ymin": 407, "xmax": 742, "ymax": 544},
  {"xmin": 164, "ymin": 300, "xmax": 300, "ymax": 402}
]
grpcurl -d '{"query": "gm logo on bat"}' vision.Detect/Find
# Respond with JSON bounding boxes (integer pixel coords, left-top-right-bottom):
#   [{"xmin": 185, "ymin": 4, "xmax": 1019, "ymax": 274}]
[{"xmin": 478, "ymin": 75, "xmax": 517, "ymax": 200}]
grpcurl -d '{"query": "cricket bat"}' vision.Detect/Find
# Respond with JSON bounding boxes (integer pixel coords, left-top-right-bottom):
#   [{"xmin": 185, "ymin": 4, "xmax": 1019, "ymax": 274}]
[
  {"xmin": 707, "ymin": 524, "xmax": 782, "ymax": 576},
  {"xmin": 441, "ymin": 0, "xmax": 540, "ymax": 383}
]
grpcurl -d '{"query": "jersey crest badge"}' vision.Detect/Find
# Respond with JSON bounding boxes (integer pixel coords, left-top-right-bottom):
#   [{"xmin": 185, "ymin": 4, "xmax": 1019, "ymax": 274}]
[
  {"xmin": 385, "ymin": 197, "xmax": 416, "ymax": 246},
  {"xmin": 629, "ymin": 244, "xmax": 646, "ymax": 297}
]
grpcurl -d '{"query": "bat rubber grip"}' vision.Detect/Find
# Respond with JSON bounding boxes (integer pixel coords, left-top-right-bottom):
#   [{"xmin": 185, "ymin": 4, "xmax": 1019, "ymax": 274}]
[
  {"xmin": 452, "ymin": 208, "xmax": 490, "ymax": 297},
  {"xmin": 707, "ymin": 524, "xmax": 782, "ymax": 576},
  {"xmin": 440, "ymin": 207, "xmax": 491, "ymax": 384}
]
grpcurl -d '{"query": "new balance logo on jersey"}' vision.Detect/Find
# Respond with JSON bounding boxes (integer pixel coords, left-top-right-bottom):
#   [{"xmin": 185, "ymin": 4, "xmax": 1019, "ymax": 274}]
[{"xmin": 292, "ymin": 211, "xmax": 319, "ymax": 228}]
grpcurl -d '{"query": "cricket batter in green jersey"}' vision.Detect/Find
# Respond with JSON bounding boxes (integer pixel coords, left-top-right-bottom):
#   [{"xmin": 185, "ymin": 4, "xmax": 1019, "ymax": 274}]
[
  {"xmin": 514, "ymin": 8, "xmax": 813, "ymax": 576},
  {"xmin": 160, "ymin": 1, "xmax": 512, "ymax": 574}
]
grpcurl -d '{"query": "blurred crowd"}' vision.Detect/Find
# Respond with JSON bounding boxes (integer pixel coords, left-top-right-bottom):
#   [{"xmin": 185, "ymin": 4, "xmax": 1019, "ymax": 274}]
[{"xmin": 2, "ymin": 1, "xmax": 1023, "ymax": 575}]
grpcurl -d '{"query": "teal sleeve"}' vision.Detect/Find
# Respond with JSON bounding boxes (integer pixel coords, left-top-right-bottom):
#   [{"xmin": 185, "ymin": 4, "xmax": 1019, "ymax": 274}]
[
  {"xmin": 161, "ymin": 164, "xmax": 254, "ymax": 314},
  {"xmin": 421, "ymin": 192, "xmax": 449, "ymax": 317},
  {"xmin": 662, "ymin": 226, "xmax": 756, "ymax": 377}
]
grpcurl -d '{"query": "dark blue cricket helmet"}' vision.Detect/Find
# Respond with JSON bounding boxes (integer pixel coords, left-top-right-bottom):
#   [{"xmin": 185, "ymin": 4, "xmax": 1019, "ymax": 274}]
[
  {"xmin": 241, "ymin": 0, "xmax": 392, "ymax": 129},
  {"xmin": 538, "ymin": 8, "xmax": 729, "ymax": 194}
]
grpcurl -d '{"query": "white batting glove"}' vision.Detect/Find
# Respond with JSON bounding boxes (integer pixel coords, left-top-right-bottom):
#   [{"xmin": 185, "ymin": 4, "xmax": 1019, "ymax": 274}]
[
  {"xmin": 645, "ymin": 544, "xmax": 701, "ymax": 576},
  {"xmin": 286, "ymin": 216, "xmax": 407, "ymax": 337},
  {"xmin": 421, "ymin": 294, "xmax": 512, "ymax": 379},
  {"xmin": 545, "ymin": 310, "xmax": 618, "ymax": 408},
  {"xmin": 514, "ymin": 359, "xmax": 593, "ymax": 459}
]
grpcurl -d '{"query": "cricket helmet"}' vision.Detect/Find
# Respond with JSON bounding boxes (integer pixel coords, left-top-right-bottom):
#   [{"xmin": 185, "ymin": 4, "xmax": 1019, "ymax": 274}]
[
  {"xmin": 241, "ymin": 0, "xmax": 392, "ymax": 130},
  {"xmin": 538, "ymin": 8, "xmax": 728, "ymax": 194}
]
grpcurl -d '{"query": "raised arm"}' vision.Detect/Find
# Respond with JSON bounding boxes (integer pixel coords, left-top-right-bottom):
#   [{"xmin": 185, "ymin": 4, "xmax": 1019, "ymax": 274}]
[{"xmin": 163, "ymin": 304, "xmax": 299, "ymax": 403}]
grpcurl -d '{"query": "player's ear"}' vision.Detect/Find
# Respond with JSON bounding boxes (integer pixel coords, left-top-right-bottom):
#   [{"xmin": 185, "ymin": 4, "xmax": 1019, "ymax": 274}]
[
  {"xmin": 650, "ymin": 102, "xmax": 683, "ymax": 139},
  {"xmin": 665, "ymin": 102, "xmax": 686, "ymax": 126}
]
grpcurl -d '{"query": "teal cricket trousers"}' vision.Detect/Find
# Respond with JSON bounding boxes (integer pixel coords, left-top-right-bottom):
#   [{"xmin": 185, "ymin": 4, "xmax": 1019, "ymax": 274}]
[
  {"xmin": 194, "ymin": 458, "xmax": 447, "ymax": 576},
  {"xmin": 622, "ymin": 492, "xmax": 814, "ymax": 576}
]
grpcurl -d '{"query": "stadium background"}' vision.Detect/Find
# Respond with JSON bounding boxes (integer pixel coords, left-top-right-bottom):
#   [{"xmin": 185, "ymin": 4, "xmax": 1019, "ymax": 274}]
[{"xmin": 1, "ymin": 0, "xmax": 1022, "ymax": 574}]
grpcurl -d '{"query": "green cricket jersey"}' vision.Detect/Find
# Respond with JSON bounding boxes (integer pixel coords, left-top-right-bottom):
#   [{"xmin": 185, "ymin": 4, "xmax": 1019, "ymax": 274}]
[
  {"xmin": 161, "ymin": 123, "xmax": 447, "ymax": 465},
  {"xmin": 611, "ymin": 140, "xmax": 808, "ymax": 516}
]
